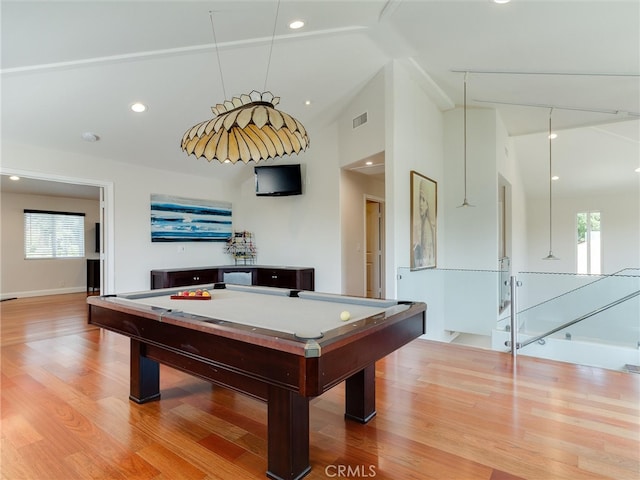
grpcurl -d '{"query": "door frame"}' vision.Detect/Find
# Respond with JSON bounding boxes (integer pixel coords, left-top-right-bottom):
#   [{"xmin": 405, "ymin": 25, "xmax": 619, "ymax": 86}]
[
  {"xmin": 0, "ymin": 167, "xmax": 115, "ymax": 294},
  {"xmin": 364, "ymin": 194, "xmax": 385, "ymax": 298}
]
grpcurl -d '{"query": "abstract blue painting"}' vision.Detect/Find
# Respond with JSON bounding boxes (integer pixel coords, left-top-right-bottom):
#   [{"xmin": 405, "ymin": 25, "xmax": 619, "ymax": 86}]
[{"xmin": 150, "ymin": 194, "xmax": 232, "ymax": 242}]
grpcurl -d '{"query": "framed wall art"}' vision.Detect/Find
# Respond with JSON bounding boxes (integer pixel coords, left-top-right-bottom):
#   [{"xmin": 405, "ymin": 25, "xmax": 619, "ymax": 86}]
[
  {"xmin": 150, "ymin": 194, "xmax": 232, "ymax": 242},
  {"xmin": 410, "ymin": 171, "xmax": 437, "ymax": 269}
]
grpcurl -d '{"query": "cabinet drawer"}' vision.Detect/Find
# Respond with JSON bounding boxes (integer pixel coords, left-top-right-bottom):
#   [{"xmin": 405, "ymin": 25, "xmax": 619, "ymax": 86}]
[
  {"xmin": 169, "ymin": 270, "xmax": 217, "ymax": 287},
  {"xmin": 151, "ymin": 269, "xmax": 218, "ymax": 289},
  {"xmin": 257, "ymin": 269, "xmax": 296, "ymax": 288}
]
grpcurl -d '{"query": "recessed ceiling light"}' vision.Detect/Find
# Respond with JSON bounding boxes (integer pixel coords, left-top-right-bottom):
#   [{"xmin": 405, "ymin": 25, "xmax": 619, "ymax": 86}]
[
  {"xmin": 289, "ymin": 20, "xmax": 305, "ymax": 29},
  {"xmin": 81, "ymin": 132, "xmax": 100, "ymax": 142},
  {"xmin": 548, "ymin": 132, "xmax": 558, "ymax": 139},
  {"xmin": 305, "ymin": 100, "xmax": 311, "ymax": 106},
  {"xmin": 551, "ymin": 175, "xmax": 559, "ymax": 181},
  {"xmin": 635, "ymin": 167, "xmax": 640, "ymax": 173},
  {"xmin": 9, "ymin": 175, "xmax": 20, "ymax": 181},
  {"xmin": 493, "ymin": 0, "xmax": 511, "ymax": 4},
  {"xmin": 131, "ymin": 102, "xmax": 147, "ymax": 113},
  {"xmin": 365, "ymin": 161, "xmax": 373, "ymax": 166}
]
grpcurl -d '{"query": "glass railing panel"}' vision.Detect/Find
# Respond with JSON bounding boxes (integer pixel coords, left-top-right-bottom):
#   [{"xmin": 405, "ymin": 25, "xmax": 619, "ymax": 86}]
[
  {"xmin": 515, "ymin": 270, "xmax": 640, "ymax": 342},
  {"xmin": 499, "ymin": 257, "xmax": 511, "ymax": 313},
  {"xmin": 397, "ymin": 266, "xmax": 639, "ymax": 371},
  {"xmin": 516, "ymin": 270, "xmax": 638, "ymax": 311},
  {"xmin": 397, "ymin": 267, "xmax": 502, "ymax": 343},
  {"xmin": 518, "ymin": 294, "xmax": 640, "ymax": 370}
]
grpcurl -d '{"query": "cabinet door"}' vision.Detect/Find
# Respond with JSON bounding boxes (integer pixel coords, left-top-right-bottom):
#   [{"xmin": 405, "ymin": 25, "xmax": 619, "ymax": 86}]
[
  {"xmin": 167, "ymin": 269, "xmax": 218, "ymax": 288},
  {"xmin": 297, "ymin": 270, "xmax": 314, "ymax": 291},
  {"xmin": 257, "ymin": 269, "xmax": 296, "ymax": 289},
  {"xmin": 87, "ymin": 259, "xmax": 100, "ymax": 292}
]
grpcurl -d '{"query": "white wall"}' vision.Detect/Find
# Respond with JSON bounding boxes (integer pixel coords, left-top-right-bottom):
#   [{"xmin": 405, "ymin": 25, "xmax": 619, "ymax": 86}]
[
  {"xmin": 443, "ymin": 107, "xmax": 499, "ymax": 270},
  {"xmin": 513, "ymin": 121, "xmax": 640, "ymax": 275},
  {"xmin": 386, "ymin": 60, "xmax": 445, "ymax": 298},
  {"xmin": 232, "ymin": 123, "xmax": 343, "ymax": 294},
  {"xmin": 340, "ymin": 170, "xmax": 385, "ymax": 296},
  {"xmin": 394, "ymin": 96, "xmax": 538, "ymax": 339},
  {"xmin": 337, "ymin": 69, "xmax": 386, "ymax": 167},
  {"xmin": 439, "ymin": 108, "xmax": 502, "ymax": 335},
  {"xmin": 1, "ymin": 142, "xmax": 236, "ymax": 294},
  {"xmin": 498, "ymin": 134, "xmax": 529, "ymax": 276},
  {"xmin": 526, "ymin": 191, "xmax": 640, "ymax": 274},
  {"xmin": 1, "ymin": 192, "xmax": 100, "ymax": 296},
  {"xmin": 335, "ymin": 67, "xmax": 386, "ymax": 296}
]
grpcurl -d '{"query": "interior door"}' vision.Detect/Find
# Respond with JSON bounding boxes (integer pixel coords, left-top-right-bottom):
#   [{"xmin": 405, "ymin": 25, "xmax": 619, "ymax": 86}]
[{"xmin": 366, "ymin": 199, "xmax": 384, "ymax": 299}]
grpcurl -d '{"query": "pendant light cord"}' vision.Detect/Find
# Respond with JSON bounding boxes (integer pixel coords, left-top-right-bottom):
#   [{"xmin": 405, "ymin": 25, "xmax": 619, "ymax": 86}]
[
  {"xmin": 263, "ymin": 0, "xmax": 281, "ymax": 92},
  {"xmin": 548, "ymin": 108, "xmax": 553, "ymax": 253},
  {"xmin": 458, "ymin": 72, "xmax": 474, "ymax": 207},
  {"xmin": 209, "ymin": 10, "xmax": 227, "ymax": 100},
  {"xmin": 463, "ymin": 72, "xmax": 468, "ymax": 200}
]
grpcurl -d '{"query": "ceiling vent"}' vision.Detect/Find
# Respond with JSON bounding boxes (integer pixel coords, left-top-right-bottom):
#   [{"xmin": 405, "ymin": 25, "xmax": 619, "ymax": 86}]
[{"xmin": 352, "ymin": 112, "xmax": 368, "ymax": 129}]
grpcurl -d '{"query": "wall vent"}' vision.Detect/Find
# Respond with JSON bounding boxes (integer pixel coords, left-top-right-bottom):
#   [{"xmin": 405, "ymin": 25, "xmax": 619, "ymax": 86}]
[{"xmin": 352, "ymin": 112, "xmax": 368, "ymax": 129}]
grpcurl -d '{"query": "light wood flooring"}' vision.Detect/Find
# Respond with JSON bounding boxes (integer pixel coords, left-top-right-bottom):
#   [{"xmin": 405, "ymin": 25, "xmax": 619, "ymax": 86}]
[{"xmin": 1, "ymin": 293, "xmax": 639, "ymax": 479}]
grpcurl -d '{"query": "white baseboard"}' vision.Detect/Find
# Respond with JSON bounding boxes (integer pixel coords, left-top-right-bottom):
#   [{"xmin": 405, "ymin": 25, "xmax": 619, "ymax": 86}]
[{"xmin": 1, "ymin": 286, "xmax": 87, "ymax": 299}]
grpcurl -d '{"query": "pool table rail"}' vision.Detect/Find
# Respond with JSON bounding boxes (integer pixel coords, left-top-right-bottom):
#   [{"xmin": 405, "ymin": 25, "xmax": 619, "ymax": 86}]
[{"xmin": 88, "ymin": 299, "xmax": 306, "ymax": 400}]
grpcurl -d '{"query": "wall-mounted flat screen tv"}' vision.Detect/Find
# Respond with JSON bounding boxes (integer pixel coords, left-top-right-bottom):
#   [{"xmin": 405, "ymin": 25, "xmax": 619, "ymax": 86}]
[{"xmin": 255, "ymin": 164, "xmax": 302, "ymax": 196}]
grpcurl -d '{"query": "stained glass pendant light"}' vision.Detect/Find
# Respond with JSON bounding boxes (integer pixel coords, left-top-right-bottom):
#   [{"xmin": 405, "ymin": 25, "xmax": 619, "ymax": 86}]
[
  {"xmin": 181, "ymin": 91, "xmax": 309, "ymax": 164},
  {"xmin": 181, "ymin": 2, "xmax": 309, "ymax": 164}
]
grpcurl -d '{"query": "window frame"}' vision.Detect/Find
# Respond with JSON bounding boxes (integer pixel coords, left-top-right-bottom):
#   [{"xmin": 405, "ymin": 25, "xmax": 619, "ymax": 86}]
[
  {"xmin": 576, "ymin": 210, "xmax": 601, "ymax": 274},
  {"xmin": 24, "ymin": 209, "xmax": 86, "ymax": 260}
]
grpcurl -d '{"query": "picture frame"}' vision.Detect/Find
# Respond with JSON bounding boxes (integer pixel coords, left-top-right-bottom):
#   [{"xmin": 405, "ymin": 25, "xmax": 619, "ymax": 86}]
[
  {"xmin": 410, "ymin": 171, "xmax": 437, "ymax": 270},
  {"xmin": 150, "ymin": 194, "xmax": 232, "ymax": 242}
]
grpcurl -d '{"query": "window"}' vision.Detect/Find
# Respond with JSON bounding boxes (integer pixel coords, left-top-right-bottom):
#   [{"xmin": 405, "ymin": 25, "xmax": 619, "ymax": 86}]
[
  {"xmin": 24, "ymin": 210, "xmax": 85, "ymax": 259},
  {"xmin": 576, "ymin": 211, "xmax": 601, "ymax": 274}
]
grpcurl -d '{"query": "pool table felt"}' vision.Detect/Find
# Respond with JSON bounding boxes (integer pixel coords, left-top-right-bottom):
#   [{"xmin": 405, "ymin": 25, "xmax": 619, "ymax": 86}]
[{"xmin": 123, "ymin": 286, "xmax": 402, "ymax": 339}]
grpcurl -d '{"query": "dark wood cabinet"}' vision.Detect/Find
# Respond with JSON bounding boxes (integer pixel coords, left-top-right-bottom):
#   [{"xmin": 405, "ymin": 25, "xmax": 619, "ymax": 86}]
[
  {"xmin": 87, "ymin": 258, "xmax": 100, "ymax": 293},
  {"xmin": 150, "ymin": 268, "xmax": 219, "ymax": 289},
  {"xmin": 151, "ymin": 265, "xmax": 314, "ymax": 291},
  {"xmin": 257, "ymin": 267, "xmax": 314, "ymax": 290}
]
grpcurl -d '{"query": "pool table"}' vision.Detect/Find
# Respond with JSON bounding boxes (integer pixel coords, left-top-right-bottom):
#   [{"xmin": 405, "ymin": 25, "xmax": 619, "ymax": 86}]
[{"xmin": 87, "ymin": 283, "xmax": 426, "ymax": 480}]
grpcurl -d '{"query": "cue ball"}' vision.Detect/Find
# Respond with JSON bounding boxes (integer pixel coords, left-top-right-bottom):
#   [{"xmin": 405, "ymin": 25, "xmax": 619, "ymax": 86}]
[{"xmin": 340, "ymin": 310, "xmax": 351, "ymax": 321}]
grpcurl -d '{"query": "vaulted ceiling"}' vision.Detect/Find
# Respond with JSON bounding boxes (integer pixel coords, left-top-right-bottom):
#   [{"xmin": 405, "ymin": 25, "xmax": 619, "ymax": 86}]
[{"xmin": 2, "ymin": 0, "xmax": 639, "ymax": 198}]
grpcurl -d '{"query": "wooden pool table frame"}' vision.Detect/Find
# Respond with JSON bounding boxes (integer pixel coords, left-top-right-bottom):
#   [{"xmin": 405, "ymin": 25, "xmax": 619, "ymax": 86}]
[{"xmin": 87, "ymin": 286, "xmax": 426, "ymax": 480}]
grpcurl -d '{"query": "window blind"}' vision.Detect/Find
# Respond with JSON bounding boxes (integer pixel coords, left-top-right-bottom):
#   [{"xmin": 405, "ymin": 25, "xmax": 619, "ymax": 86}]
[{"xmin": 24, "ymin": 210, "xmax": 85, "ymax": 259}]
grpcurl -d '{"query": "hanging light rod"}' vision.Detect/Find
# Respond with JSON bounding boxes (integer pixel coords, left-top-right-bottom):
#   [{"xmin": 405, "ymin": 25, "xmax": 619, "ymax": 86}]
[
  {"xmin": 458, "ymin": 72, "xmax": 474, "ymax": 208},
  {"xmin": 543, "ymin": 108, "xmax": 559, "ymax": 261},
  {"xmin": 471, "ymin": 98, "xmax": 638, "ymax": 117},
  {"xmin": 451, "ymin": 69, "xmax": 640, "ymax": 77}
]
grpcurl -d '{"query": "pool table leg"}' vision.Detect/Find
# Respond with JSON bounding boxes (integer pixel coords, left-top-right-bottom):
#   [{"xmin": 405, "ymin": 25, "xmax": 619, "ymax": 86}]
[
  {"xmin": 345, "ymin": 363, "xmax": 377, "ymax": 423},
  {"xmin": 266, "ymin": 385, "xmax": 311, "ymax": 480},
  {"xmin": 129, "ymin": 339, "xmax": 161, "ymax": 404}
]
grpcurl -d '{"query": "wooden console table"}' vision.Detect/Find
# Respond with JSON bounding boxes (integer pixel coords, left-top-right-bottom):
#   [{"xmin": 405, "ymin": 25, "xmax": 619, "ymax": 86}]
[{"xmin": 150, "ymin": 265, "xmax": 314, "ymax": 291}]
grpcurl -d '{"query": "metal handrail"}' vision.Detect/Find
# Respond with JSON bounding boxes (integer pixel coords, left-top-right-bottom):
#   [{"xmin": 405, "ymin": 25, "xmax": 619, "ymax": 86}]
[
  {"xmin": 516, "ymin": 289, "xmax": 640, "ymax": 349},
  {"xmin": 514, "ymin": 268, "xmax": 640, "ymax": 315}
]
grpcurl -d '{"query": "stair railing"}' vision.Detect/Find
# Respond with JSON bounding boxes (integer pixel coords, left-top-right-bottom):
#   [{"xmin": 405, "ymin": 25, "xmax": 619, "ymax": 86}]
[{"xmin": 506, "ymin": 276, "xmax": 639, "ymax": 356}]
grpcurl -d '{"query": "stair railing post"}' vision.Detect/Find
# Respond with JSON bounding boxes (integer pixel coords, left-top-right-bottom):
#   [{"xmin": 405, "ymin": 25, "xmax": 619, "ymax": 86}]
[{"xmin": 510, "ymin": 275, "xmax": 519, "ymax": 357}]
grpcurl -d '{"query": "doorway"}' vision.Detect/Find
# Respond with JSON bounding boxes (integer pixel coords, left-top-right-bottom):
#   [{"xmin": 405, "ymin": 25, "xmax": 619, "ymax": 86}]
[
  {"xmin": 365, "ymin": 197, "xmax": 384, "ymax": 299},
  {"xmin": 0, "ymin": 170, "xmax": 114, "ymax": 295}
]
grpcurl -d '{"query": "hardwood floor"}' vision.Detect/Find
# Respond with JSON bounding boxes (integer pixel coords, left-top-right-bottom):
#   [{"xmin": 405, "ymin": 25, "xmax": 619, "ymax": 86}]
[
  {"xmin": 1, "ymin": 293, "xmax": 638, "ymax": 479},
  {"xmin": 0, "ymin": 293, "xmax": 99, "ymax": 347}
]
